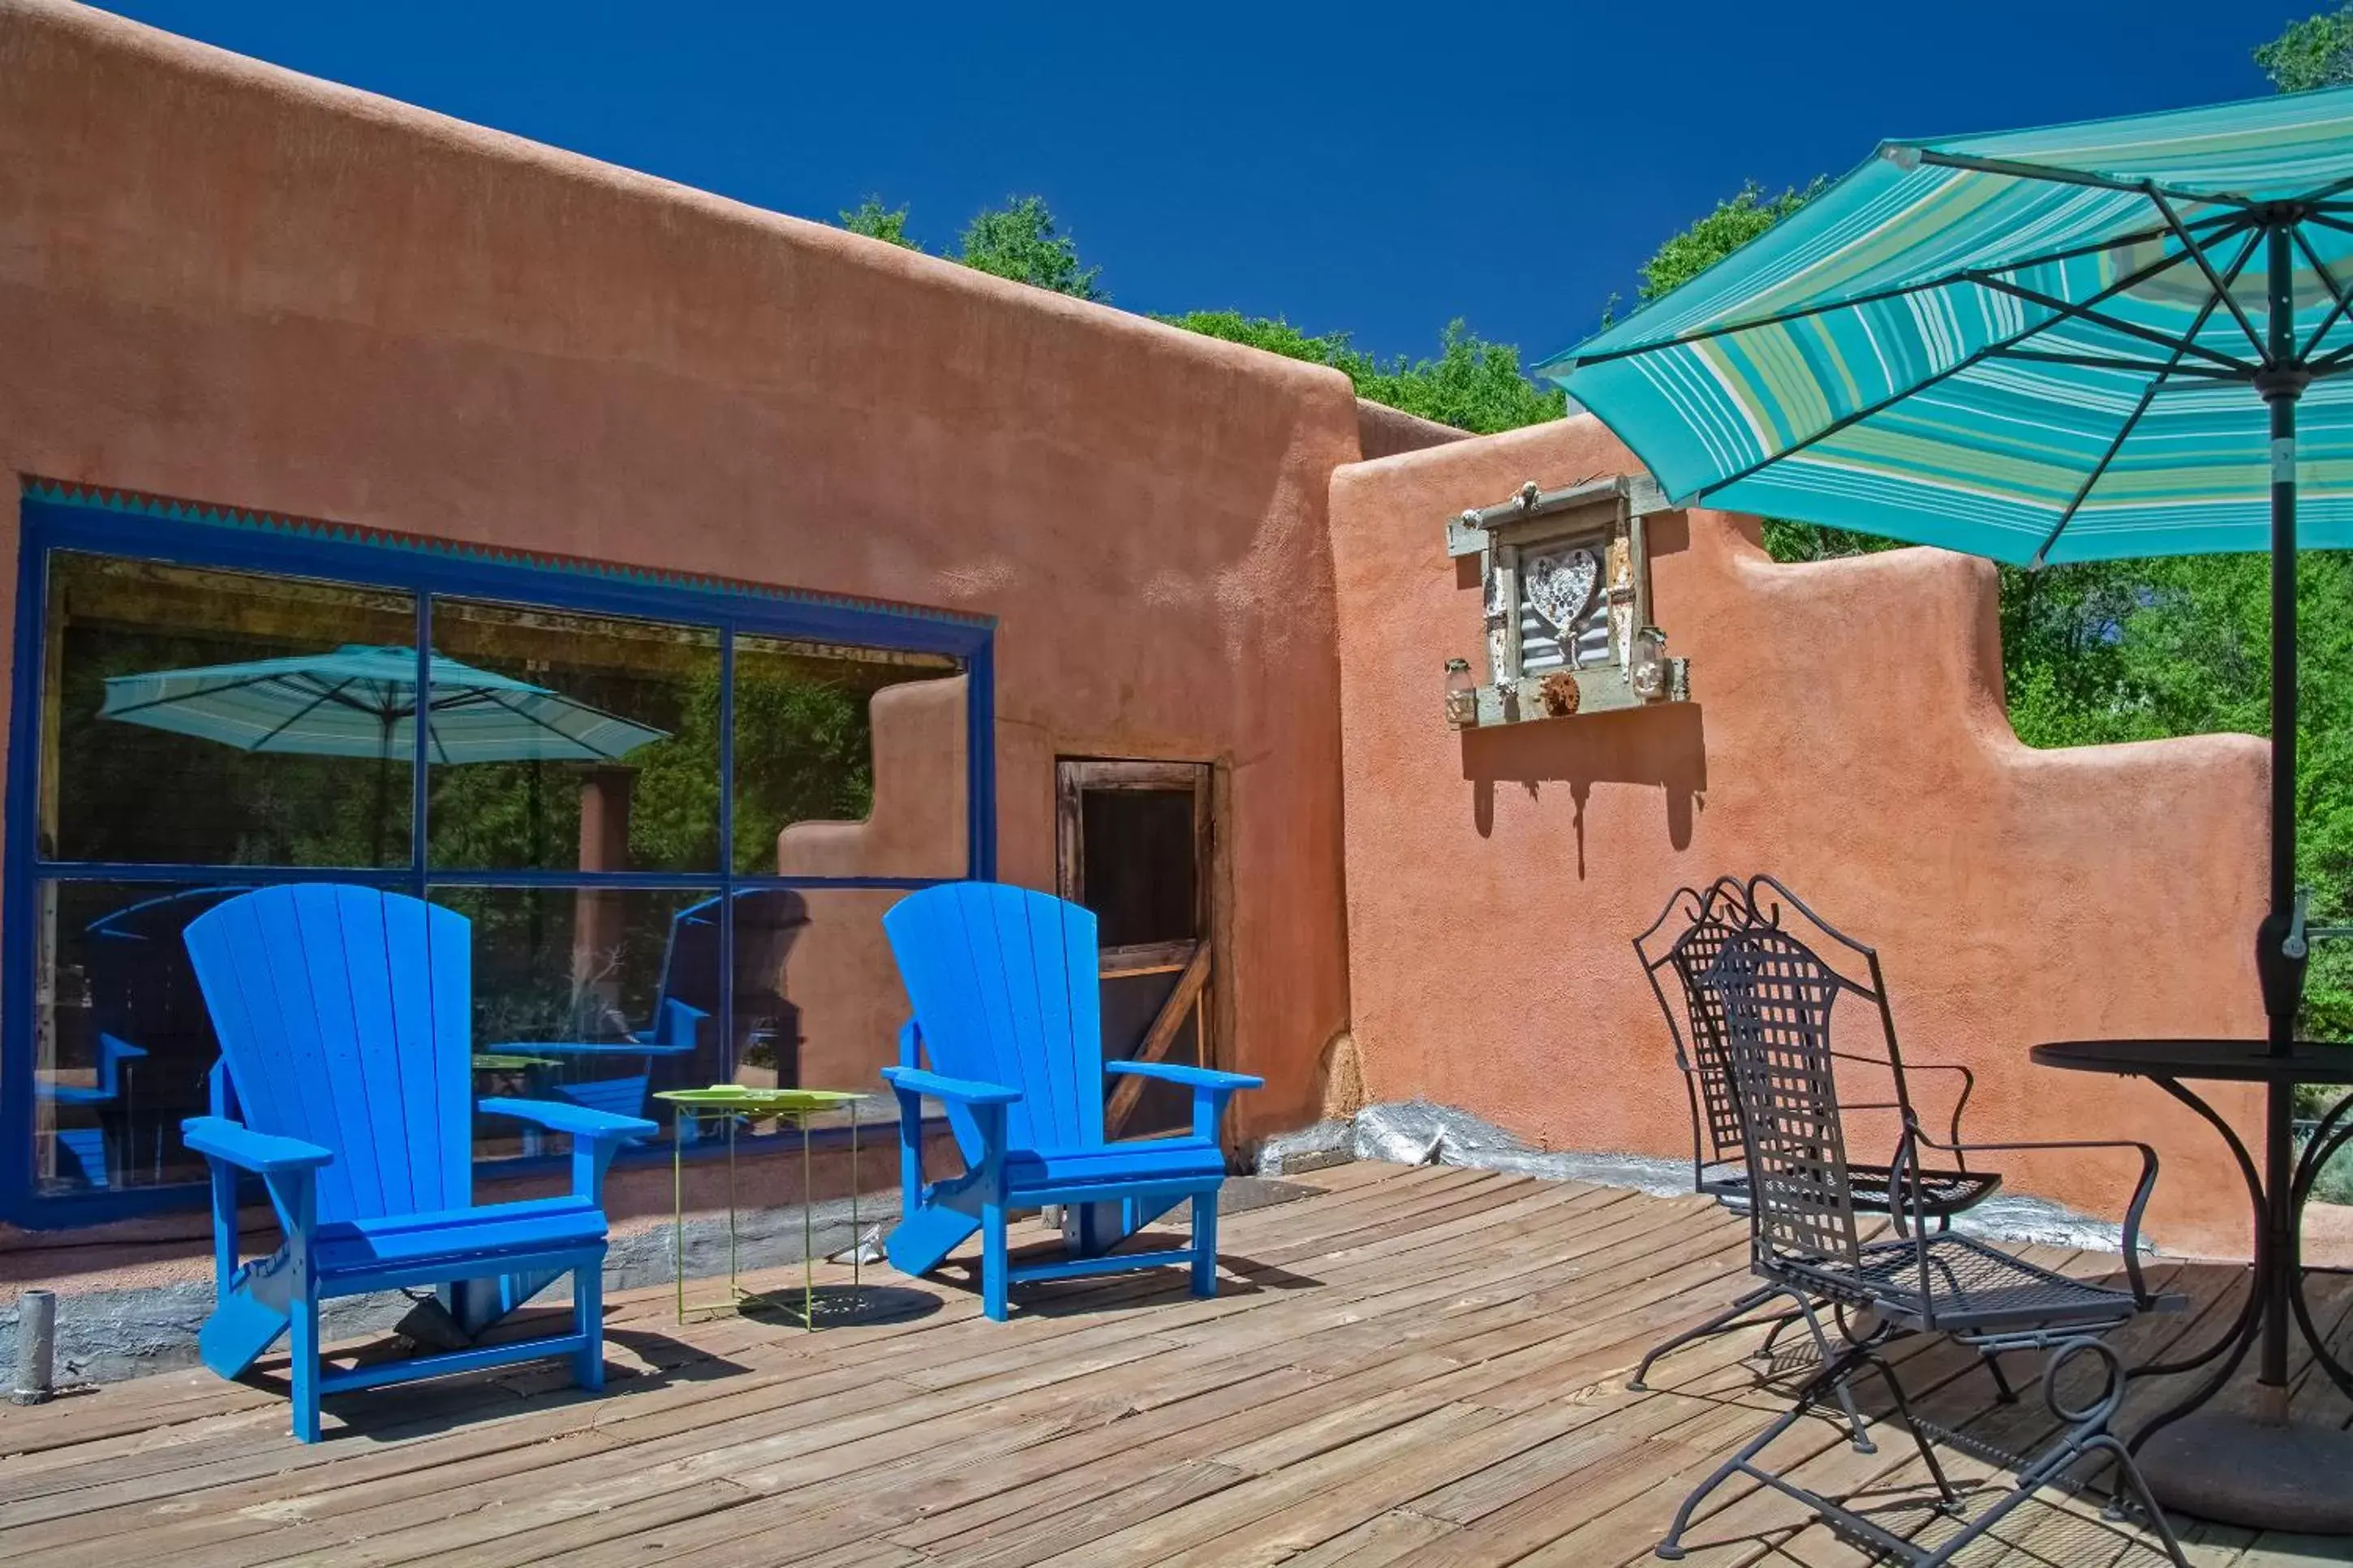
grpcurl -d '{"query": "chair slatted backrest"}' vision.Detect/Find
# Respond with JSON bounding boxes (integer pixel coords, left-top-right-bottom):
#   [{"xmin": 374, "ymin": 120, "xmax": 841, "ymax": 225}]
[
  {"xmin": 1706, "ymin": 927, "xmax": 1864, "ymax": 1271},
  {"xmin": 665, "ymin": 889, "xmax": 812, "ymax": 1058},
  {"xmin": 183, "ymin": 884, "xmax": 474, "ymax": 1223},
  {"xmin": 884, "ymin": 883, "xmax": 1103, "ymax": 1157},
  {"xmin": 1636, "ymin": 879, "xmax": 1755, "ymax": 1170}
]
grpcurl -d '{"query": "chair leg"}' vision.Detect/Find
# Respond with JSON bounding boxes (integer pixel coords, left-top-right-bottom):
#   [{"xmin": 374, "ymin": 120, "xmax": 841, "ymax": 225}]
[
  {"xmin": 1655, "ymin": 1390, "xmax": 1822, "ymax": 1559},
  {"xmin": 2079, "ymin": 1433, "xmax": 2191, "ymax": 1568},
  {"xmin": 572, "ymin": 1259, "xmax": 605, "ymax": 1391},
  {"xmin": 1191, "ymin": 1192, "xmax": 1219, "ymax": 1299},
  {"xmin": 1789, "ymin": 1295, "xmax": 1873, "ymax": 1454},
  {"xmin": 1981, "ymin": 1347, "xmax": 2020, "ymax": 1403},
  {"xmin": 1915, "ymin": 1429, "xmax": 2187, "ymax": 1568},
  {"xmin": 289, "ymin": 1292, "xmax": 321, "ymax": 1445},
  {"xmin": 1858, "ymin": 1350, "xmax": 1959, "ymax": 1510},
  {"xmin": 981, "ymin": 1201, "xmax": 1009, "ymax": 1321},
  {"xmin": 1632, "ymin": 1284, "xmax": 1790, "ymax": 1391}
]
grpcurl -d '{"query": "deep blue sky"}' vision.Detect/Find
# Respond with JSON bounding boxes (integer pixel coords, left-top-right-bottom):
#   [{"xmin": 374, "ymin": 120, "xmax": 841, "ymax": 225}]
[{"xmin": 95, "ymin": 2, "xmax": 2329, "ymax": 366}]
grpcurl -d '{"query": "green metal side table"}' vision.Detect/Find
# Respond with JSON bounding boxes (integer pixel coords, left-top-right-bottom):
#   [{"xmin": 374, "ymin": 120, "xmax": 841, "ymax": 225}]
[{"xmin": 652, "ymin": 1086, "xmax": 867, "ymax": 1330}]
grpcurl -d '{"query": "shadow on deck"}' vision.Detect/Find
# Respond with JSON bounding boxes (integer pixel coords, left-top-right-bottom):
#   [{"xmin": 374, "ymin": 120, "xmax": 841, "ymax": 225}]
[{"xmin": 0, "ymin": 1162, "xmax": 2341, "ymax": 1567}]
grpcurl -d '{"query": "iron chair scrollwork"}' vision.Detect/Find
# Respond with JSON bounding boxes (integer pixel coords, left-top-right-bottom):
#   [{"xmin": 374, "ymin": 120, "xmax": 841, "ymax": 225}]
[
  {"xmin": 1629, "ymin": 874, "xmax": 2005, "ymax": 1404},
  {"xmin": 1654, "ymin": 926, "xmax": 2187, "ymax": 1567}
]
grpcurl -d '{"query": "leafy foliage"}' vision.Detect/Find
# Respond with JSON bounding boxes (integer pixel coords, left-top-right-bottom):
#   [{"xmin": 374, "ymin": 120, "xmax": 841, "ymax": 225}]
[
  {"xmin": 1636, "ymin": 181, "xmax": 1824, "ymax": 303},
  {"xmin": 828, "ymin": 200, "xmax": 1561, "ymax": 426},
  {"xmin": 839, "ymin": 197, "xmax": 918, "ymax": 250},
  {"xmin": 2258, "ymin": 5, "xmax": 2353, "ymax": 91},
  {"xmin": 957, "ymin": 195, "xmax": 1105, "ymax": 301},
  {"xmin": 1165, "ymin": 311, "xmax": 1565, "ymax": 434}
]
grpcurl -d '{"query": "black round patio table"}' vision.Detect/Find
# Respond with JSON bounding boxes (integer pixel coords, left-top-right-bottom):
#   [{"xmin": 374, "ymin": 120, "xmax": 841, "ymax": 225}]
[{"xmin": 2031, "ymin": 1037, "xmax": 2353, "ymax": 1533}]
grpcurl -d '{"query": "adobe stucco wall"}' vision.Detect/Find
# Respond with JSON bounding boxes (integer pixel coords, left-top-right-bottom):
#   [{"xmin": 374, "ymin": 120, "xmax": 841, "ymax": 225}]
[
  {"xmin": 0, "ymin": 0, "xmax": 1355, "ymax": 1266},
  {"xmin": 1330, "ymin": 416, "xmax": 2273, "ymax": 1259}
]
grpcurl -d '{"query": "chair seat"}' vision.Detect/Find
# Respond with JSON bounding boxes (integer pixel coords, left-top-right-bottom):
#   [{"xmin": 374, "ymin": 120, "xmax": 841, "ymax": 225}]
[
  {"xmin": 1703, "ymin": 1163, "xmax": 2000, "ymax": 1220},
  {"xmin": 1005, "ymin": 1140, "xmax": 1226, "ymax": 1200},
  {"xmin": 1791, "ymin": 1232, "xmax": 2149, "ymax": 1334},
  {"xmin": 314, "ymin": 1196, "xmax": 607, "ymax": 1282}
]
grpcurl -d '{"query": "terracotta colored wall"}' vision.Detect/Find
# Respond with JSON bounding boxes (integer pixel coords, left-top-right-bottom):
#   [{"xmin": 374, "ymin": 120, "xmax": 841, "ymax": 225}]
[
  {"xmin": 775, "ymin": 677, "xmax": 967, "ymax": 1092},
  {"xmin": 0, "ymin": 0, "xmax": 1357, "ymax": 1220},
  {"xmin": 1329, "ymin": 416, "xmax": 2272, "ymax": 1258}
]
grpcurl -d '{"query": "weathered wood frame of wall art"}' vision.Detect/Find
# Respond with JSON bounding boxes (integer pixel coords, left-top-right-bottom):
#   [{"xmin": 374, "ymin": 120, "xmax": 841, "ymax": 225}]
[{"xmin": 1443, "ymin": 473, "xmax": 1689, "ymax": 727}]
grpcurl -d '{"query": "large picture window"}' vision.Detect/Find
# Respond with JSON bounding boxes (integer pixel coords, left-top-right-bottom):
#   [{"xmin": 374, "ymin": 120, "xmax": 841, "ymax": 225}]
[{"xmin": 7, "ymin": 489, "xmax": 991, "ymax": 1224}]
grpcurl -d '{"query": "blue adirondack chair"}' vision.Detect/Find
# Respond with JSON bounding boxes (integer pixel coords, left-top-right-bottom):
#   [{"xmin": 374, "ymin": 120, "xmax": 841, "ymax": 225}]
[
  {"xmin": 180, "ymin": 884, "xmax": 656, "ymax": 1441},
  {"xmin": 880, "ymin": 883, "xmax": 1262, "ymax": 1321}
]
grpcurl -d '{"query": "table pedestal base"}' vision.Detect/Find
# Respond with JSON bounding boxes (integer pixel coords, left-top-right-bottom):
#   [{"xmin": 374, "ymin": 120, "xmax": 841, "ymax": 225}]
[{"xmin": 2139, "ymin": 1413, "xmax": 2353, "ymax": 1533}]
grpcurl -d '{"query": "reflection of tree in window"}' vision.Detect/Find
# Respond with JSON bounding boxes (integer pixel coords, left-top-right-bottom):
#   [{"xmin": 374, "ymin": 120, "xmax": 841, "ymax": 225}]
[
  {"xmin": 46, "ymin": 554, "xmax": 416, "ymax": 868},
  {"xmin": 722, "ymin": 637, "xmax": 959, "ymax": 874}
]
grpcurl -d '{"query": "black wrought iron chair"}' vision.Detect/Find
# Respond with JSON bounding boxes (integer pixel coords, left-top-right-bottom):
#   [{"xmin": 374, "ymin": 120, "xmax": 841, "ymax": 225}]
[
  {"xmin": 1654, "ymin": 926, "xmax": 2187, "ymax": 1567},
  {"xmin": 1628, "ymin": 875, "xmax": 2004, "ymax": 1411}
]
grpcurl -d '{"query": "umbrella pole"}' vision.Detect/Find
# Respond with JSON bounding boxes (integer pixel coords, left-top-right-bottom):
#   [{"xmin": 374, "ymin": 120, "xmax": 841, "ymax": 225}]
[{"xmin": 2257, "ymin": 221, "xmax": 2311, "ymax": 1414}]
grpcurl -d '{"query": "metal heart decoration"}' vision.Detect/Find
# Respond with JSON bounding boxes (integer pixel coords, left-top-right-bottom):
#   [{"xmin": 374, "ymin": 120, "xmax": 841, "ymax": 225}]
[{"xmin": 1525, "ymin": 548, "xmax": 1599, "ymax": 637}]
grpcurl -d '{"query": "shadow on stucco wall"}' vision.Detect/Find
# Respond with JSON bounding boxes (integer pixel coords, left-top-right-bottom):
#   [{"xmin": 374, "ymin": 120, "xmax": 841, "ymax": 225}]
[{"xmin": 1462, "ymin": 702, "xmax": 1707, "ymax": 869}]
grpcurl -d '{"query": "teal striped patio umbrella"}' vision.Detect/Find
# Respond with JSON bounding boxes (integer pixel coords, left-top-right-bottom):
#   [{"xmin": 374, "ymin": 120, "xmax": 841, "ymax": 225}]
[
  {"xmin": 1538, "ymin": 86, "xmax": 2353, "ymax": 1057},
  {"xmin": 101, "ymin": 643, "xmax": 669, "ymax": 858},
  {"xmin": 101, "ymin": 644, "xmax": 669, "ymax": 763}
]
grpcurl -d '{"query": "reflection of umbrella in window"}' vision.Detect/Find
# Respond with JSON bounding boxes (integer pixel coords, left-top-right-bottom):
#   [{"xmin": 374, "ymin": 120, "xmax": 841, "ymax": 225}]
[{"xmin": 101, "ymin": 644, "xmax": 670, "ymax": 860}]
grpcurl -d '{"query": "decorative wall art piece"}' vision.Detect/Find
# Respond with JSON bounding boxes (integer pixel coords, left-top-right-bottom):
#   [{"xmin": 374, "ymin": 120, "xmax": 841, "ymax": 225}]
[{"xmin": 1441, "ymin": 475, "xmax": 1689, "ymax": 729}]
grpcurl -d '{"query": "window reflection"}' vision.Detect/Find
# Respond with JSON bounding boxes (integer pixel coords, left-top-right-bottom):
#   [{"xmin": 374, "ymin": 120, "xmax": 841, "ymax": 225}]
[
  {"xmin": 25, "ymin": 537, "xmax": 974, "ymax": 1208},
  {"xmin": 426, "ymin": 601, "xmax": 715, "ymax": 874},
  {"xmin": 33, "ymin": 881, "xmax": 238, "ymax": 1195},
  {"xmin": 45, "ymin": 553, "xmax": 417, "ymax": 867},
  {"xmin": 437, "ymin": 885, "xmax": 769, "ymax": 1154},
  {"xmin": 732, "ymin": 634, "xmax": 961, "ymax": 875}
]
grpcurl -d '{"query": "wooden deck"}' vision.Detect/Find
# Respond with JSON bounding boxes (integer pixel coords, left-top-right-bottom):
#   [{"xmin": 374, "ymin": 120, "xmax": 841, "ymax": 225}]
[{"xmin": 2, "ymin": 1162, "xmax": 2347, "ymax": 1567}]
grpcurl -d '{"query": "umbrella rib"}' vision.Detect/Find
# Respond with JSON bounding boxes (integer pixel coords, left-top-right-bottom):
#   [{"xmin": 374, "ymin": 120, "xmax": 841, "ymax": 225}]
[
  {"xmin": 1989, "ymin": 348, "xmax": 2241, "ymax": 378},
  {"xmin": 2292, "ymin": 226, "xmax": 2353, "ymax": 363},
  {"xmin": 1559, "ymin": 211, "xmax": 2247, "ymax": 370},
  {"xmin": 462, "ymin": 685, "xmax": 659, "ymax": 761},
  {"xmin": 100, "ymin": 669, "xmax": 317, "ymax": 721},
  {"xmin": 1903, "ymin": 148, "xmax": 2256, "ymax": 209},
  {"xmin": 2028, "ymin": 230, "xmax": 2261, "ymax": 569},
  {"xmin": 1687, "ymin": 234, "xmax": 2228, "ymax": 504},
  {"xmin": 2146, "ymin": 187, "xmax": 2269, "ymax": 361},
  {"xmin": 1969, "ymin": 275, "xmax": 2258, "ymax": 372},
  {"xmin": 247, "ymin": 677, "xmax": 369, "ymax": 753}
]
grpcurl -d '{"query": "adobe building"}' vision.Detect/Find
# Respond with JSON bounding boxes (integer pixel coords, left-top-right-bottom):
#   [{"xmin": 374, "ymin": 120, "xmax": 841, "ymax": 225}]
[{"xmin": 0, "ymin": 0, "xmax": 2272, "ymax": 1372}]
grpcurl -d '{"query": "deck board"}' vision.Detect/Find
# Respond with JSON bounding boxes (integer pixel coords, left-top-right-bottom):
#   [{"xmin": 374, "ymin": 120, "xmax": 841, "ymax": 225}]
[{"xmin": 1, "ymin": 1163, "xmax": 2342, "ymax": 1567}]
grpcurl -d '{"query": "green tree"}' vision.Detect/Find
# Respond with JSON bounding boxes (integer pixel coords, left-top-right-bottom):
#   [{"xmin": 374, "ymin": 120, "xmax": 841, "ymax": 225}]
[
  {"xmin": 1636, "ymin": 180, "xmax": 1823, "ymax": 303},
  {"xmin": 2258, "ymin": 5, "xmax": 2353, "ymax": 91},
  {"xmin": 1166, "ymin": 311, "xmax": 1565, "ymax": 434},
  {"xmin": 839, "ymin": 197, "xmax": 918, "ymax": 250},
  {"xmin": 957, "ymin": 195, "xmax": 1104, "ymax": 301}
]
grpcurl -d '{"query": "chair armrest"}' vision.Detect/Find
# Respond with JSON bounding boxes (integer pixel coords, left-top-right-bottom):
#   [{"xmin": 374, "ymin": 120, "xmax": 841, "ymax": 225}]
[
  {"xmin": 490, "ymin": 1039, "xmax": 695, "ymax": 1058},
  {"xmin": 1829, "ymin": 1049, "xmax": 1979, "ymax": 1153},
  {"xmin": 181, "ymin": 1115, "xmax": 334, "ymax": 1174},
  {"xmin": 478, "ymin": 1098, "xmax": 659, "ymax": 1144},
  {"xmin": 880, "ymin": 1065, "xmax": 1021, "ymax": 1106},
  {"xmin": 1904, "ymin": 1126, "xmax": 2160, "ymax": 1302},
  {"xmin": 1103, "ymin": 1061, "xmax": 1264, "ymax": 1092}
]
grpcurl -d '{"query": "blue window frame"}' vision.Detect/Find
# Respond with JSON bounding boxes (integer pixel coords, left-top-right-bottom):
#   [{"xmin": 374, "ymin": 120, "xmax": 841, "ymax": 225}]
[{"xmin": 4, "ymin": 481, "xmax": 995, "ymax": 1228}]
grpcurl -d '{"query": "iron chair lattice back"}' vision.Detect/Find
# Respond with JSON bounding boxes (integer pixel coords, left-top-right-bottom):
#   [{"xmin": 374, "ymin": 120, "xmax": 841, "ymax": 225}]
[
  {"xmin": 1635, "ymin": 874, "xmax": 1997, "ymax": 1218},
  {"xmin": 1718, "ymin": 925, "xmax": 1869, "ymax": 1275},
  {"xmin": 1629, "ymin": 875, "xmax": 2002, "ymax": 1401},
  {"xmin": 1651, "ymin": 926, "xmax": 2188, "ymax": 1566}
]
